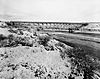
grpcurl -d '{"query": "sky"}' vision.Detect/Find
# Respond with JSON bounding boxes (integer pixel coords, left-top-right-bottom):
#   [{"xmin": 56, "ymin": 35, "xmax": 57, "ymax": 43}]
[{"xmin": 0, "ymin": 0, "xmax": 100, "ymax": 22}]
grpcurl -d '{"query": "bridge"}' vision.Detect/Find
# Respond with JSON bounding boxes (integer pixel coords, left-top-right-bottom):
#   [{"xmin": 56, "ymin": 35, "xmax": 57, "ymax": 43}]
[{"xmin": 7, "ymin": 21, "xmax": 88, "ymax": 30}]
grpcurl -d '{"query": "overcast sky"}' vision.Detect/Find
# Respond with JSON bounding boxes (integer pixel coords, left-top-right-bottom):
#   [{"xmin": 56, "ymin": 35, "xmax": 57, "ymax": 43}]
[{"xmin": 0, "ymin": 0, "xmax": 100, "ymax": 22}]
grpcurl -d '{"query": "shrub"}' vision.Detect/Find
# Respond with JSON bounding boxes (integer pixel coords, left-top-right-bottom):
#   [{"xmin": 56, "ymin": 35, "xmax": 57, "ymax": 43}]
[
  {"xmin": 45, "ymin": 46, "xmax": 54, "ymax": 51},
  {"xmin": 56, "ymin": 42, "xmax": 66, "ymax": 49},
  {"xmin": 0, "ymin": 34, "xmax": 33, "ymax": 47},
  {"xmin": 38, "ymin": 36, "xmax": 50, "ymax": 46},
  {"xmin": 0, "ymin": 34, "xmax": 7, "ymax": 41},
  {"xmin": 15, "ymin": 36, "xmax": 33, "ymax": 47},
  {"xmin": 8, "ymin": 29, "xmax": 17, "ymax": 34}
]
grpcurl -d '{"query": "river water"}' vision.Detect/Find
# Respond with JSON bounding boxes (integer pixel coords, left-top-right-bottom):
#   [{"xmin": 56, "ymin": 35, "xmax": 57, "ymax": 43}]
[{"xmin": 53, "ymin": 34, "xmax": 100, "ymax": 59}]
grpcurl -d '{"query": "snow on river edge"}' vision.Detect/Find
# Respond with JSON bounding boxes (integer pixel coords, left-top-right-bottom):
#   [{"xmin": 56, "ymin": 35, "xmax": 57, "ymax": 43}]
[{"xmin": 0, "ymin": 24, "xmax": 99, "ymax": 79}]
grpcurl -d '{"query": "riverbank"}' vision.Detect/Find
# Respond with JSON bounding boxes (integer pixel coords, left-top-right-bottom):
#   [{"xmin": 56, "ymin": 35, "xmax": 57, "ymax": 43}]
[{"xmin": 50, "ymin": 33, "xmax": 100, "ymax": 79}]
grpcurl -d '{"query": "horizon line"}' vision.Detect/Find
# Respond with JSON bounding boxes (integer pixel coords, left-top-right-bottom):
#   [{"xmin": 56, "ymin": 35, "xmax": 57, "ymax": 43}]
[{"xmin": 1, "ymin": 20, "xmax": 100, "ymax": 24}]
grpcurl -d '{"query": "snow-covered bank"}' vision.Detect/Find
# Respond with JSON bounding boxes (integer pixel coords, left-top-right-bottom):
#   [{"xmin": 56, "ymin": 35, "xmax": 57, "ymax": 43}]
[{"xmin": 0, "ymin": 23, "xmax": 100, "ymax": 79}]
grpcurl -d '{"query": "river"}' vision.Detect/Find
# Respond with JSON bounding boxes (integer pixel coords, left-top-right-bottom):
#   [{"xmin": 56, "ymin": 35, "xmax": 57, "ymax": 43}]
[{"xmin": 50, "ymin": 32, "xmax": 100, "ymax": 59}]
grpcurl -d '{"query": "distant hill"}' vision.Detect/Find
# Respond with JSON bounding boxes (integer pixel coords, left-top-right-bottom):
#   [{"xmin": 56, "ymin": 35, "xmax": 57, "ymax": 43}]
[{"xmin": 81, "ymin": 22, "xmax": 100, "ymax": 30}]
